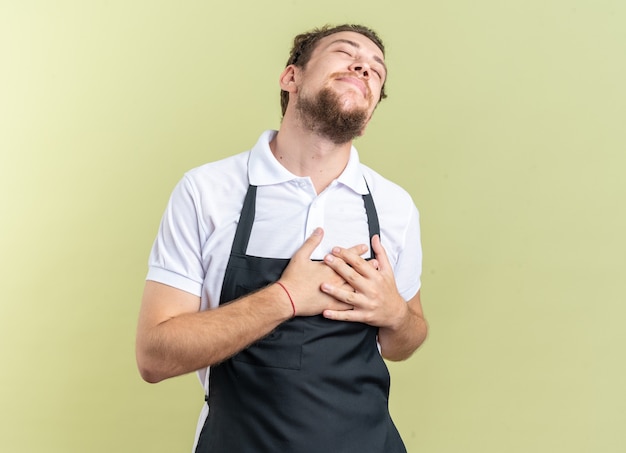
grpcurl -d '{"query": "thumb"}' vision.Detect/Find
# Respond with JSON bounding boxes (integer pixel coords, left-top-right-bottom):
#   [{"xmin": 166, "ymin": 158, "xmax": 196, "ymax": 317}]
[{"xmin": 293, "ymin": 228, "xmax": 324, "ymax": 260}]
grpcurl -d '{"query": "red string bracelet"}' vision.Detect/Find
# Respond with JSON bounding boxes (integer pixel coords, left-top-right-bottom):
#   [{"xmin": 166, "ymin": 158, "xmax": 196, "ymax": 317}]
[{"xmin": 276, "ymin": 282, "xmax": 296, "ymax": 318}]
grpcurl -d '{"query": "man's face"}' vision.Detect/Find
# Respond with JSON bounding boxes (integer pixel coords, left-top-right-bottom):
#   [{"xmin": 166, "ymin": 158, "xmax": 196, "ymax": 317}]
[{"xmin": 293, "ymin": 31, "xmax": 387, "ymax": 143}]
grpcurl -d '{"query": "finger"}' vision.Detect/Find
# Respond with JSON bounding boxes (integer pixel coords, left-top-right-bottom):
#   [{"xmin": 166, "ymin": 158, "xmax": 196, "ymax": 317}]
[
  {"xmin": 323, "ymin": 252, "xmax": 362, "ymax": 286},
  {"xmin": 328, "ymin": 246, "xmax": 375, "ymax": 280},
  {"xmin": 338, "ymin": 281, "xmax": 354, "ymax": 292},
  {"xmin": 293, "ymin": 228, "xmax": 323, "ymax": 260},
  {"xmin": 321, "ymin": 280, "xmax": 360, "ymax": 307},
  {"xmin": 345, "ymin": 243, "xmax": 368, "ymax": 257},
  {"xmin": 371, "ymin": 234, "xmax": 391, "ymax": 273},
  {"xmin": 323, "ymin": 308, "xmax": 362, "ymax": 322},
  {"xmin": 319, "ymin": 264, "xmax": 349, "ymax": 288},
  {"xmin": 325, "ymin": 299, "xmax": 355, "ymax": 311}
]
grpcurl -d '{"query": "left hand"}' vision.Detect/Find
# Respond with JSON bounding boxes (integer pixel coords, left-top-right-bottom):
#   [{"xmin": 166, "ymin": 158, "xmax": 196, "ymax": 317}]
[{"xmin": 320, "ymin": 234, "xmax": 408, "ymax": 329}]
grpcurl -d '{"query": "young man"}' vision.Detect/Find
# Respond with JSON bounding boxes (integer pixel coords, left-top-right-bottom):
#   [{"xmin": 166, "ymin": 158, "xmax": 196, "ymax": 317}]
[{"xmin": 136, "ymin": 24, "xmax": 428, "ymax": 453}]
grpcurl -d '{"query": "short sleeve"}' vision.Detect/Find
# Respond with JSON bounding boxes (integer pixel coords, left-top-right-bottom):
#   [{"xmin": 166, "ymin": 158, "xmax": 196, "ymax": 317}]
[
  {"xmin": 146, "ymin": 176, "xmax": 206, "ymax": 296},
  {"xmin": 393, "ymin": 204, "xmax": 422, "ymax": 301}
]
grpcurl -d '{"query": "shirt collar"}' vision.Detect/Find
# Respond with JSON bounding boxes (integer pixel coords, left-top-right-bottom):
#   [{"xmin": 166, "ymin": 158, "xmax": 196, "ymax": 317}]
[{"xmin": 248, "ymin": 130, "xmax": 368, "ymax": 195}]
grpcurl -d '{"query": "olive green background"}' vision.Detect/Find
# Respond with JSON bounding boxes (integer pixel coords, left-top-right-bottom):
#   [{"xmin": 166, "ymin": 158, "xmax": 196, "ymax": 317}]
[{"xmin": 1, "ymin": 0, "xmax": 625, "ymax": 452}]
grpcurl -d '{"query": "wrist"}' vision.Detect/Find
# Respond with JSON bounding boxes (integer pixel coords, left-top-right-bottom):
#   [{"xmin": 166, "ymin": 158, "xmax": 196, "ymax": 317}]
[
  {"xmin": 275, "ymin": 281, "xmax": 296, "ymax": 318},
  {"xmin": 387, "ymin": 298, "xmax": 411, "ymax": 331}
]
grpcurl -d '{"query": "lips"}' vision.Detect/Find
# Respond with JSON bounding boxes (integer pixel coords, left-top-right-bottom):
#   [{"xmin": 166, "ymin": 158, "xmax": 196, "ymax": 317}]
[{"xmin": 335, "ymin": 75, "xmax": 368, "ymax": 98}]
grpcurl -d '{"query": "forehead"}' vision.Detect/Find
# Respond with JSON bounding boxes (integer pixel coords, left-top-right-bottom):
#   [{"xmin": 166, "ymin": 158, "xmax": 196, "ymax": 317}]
[{"xmin": 313, "ymin": 31, "xmax": 385, "ymax": 62}]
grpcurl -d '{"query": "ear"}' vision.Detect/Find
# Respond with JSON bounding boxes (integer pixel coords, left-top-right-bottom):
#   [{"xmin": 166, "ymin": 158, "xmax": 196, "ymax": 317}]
[{"xmin": 279, "ymin": 65, "xmax": 299, "ymax": 94}]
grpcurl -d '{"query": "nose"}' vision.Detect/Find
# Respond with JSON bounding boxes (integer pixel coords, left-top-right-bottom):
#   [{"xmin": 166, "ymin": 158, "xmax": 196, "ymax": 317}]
[{"xmin": 350, "ymin": 61, "xmax": 370, "ymax": 79}]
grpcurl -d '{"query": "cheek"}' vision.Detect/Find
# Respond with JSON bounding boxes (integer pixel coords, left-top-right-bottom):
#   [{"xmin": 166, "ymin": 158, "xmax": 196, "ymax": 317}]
[
  {"xmin": 299, "ymin": 71, "xmax": 328, "ymax": 91},
  {"xmin": 372, "ymin": 79, "xmax": 384, "ymax": 96}
]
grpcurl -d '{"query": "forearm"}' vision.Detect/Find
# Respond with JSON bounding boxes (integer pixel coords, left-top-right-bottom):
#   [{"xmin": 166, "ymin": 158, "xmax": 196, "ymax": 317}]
[
  {"xmin": 136, "ymin": 283, "xmax": 293, "ymax": 383},
  {"xmin": 378, "ymin": 300, "xmax": 428, "ymax": 361},
  {"xmin": 137, "ymin": 230, "xmax": 363, "ymax": 383}
]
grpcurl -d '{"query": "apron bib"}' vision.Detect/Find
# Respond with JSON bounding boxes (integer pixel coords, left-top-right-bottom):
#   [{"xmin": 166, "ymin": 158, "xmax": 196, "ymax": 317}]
[{"xmin": 195, "ymin": 185, "xmax": 406, "ymax": 453}]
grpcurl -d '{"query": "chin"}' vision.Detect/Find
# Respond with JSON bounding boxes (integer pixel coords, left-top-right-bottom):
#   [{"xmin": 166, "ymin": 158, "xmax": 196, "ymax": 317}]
[{"xmin": 338, "ymin": 98, "xmax": 369, "ymax": 114}]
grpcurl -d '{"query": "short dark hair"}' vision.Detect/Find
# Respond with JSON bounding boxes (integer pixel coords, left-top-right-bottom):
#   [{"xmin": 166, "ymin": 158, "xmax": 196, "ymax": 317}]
[{"xmin": 280, "ymin": 24, "xmax": 388, "ymax": 116}]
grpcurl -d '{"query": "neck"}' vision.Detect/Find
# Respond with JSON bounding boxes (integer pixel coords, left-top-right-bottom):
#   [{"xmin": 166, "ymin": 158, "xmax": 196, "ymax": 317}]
[{"xmin": 270, "ymin": 115, "xmax": 353, "ymax": 194}]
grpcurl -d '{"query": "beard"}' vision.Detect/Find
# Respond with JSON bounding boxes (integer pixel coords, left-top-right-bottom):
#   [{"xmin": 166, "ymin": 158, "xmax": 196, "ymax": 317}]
[{"xmin": 295, "ymin": 85, "xmax": 369, "ymax": 145}]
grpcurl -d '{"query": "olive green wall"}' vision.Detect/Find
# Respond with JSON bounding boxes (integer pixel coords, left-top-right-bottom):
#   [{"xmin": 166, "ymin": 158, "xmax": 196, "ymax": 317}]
[{"xmin": 1, "ymin": 1, "xmax": 625, "ymax": 451}]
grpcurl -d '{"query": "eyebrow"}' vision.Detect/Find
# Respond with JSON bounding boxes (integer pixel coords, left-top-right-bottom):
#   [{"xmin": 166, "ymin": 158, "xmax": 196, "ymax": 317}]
[{"xmin": 328, "ymin": 38, "xmax": 387, "ymax": 75}]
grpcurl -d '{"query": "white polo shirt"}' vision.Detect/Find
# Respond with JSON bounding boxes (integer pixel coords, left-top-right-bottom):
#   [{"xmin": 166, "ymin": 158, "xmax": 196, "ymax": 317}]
[{"xmin": 146, "ymin": 130, "xmax": 422, "ymax": 446}]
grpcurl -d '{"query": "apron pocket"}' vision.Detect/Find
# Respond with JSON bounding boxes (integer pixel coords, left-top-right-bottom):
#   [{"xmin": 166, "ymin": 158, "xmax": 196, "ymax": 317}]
[{"xmin": 232, "ymin": 319, "xmax": 303, "ymax": 370}]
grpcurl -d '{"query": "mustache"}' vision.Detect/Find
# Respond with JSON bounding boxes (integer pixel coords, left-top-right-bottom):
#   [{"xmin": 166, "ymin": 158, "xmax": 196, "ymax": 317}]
[{"xmin": 330, "ymin": 72, "xmax": 372, "ymax": 99}]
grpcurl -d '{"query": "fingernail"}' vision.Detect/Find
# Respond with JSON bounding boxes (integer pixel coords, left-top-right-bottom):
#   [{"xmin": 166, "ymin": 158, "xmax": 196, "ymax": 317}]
[
  {"xmin": 325, "ymin": 254, "xmax": 334, "ymax": 263},
  {"xmin": 312, "ymin": 228, "xmax": 322, "ymax": 236}
]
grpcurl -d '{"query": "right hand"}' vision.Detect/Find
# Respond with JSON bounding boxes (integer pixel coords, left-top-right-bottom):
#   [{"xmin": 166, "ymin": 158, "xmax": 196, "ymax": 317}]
[{"xmin": 278, "ymin": 228, "xmax": 363, "ymax": 317}]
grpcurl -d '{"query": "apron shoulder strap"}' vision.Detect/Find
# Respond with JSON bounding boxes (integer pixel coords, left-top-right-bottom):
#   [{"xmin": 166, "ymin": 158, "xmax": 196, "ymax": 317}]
[
  {"xmin": 230, "ymin": 185, "xmax": 257, "ymax": 255},
  {"xmin": 362, "ymin": 179, "xmax": 380, "ymax": 259}
]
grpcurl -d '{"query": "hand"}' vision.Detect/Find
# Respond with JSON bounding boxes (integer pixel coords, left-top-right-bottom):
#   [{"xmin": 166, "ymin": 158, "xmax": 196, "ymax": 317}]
[
  {"xmin": 278, "ymin": 228, "xmax": 355, "ymax": 317},
  {"xmin": 320, "ymin": 234, "xmax": 408, "ymax": 328}
]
